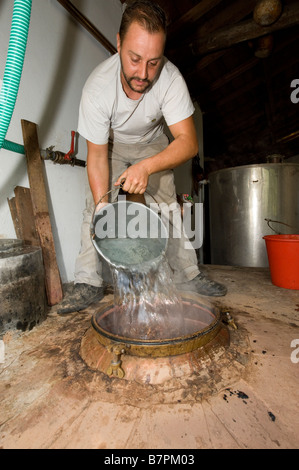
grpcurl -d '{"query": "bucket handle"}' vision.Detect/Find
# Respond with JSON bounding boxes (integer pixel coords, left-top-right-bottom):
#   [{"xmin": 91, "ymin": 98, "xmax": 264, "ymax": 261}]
[
  {"xmin": 265, "ymin": 218, "xmax": 294, "ymax": 235},
  {"xmin": 90, "ymin": 178, "xmax": 160, "ymax": 241},
  {"xmin": 95, "ymin": 178, "xmax": 159, "ymax": 207},
  {"xmin": 95, "ymin": 178, "xmax": 126, "ymax": 207}
]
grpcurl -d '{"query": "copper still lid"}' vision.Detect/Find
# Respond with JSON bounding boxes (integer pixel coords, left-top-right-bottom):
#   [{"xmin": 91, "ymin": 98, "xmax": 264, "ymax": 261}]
[{"xmin": 91, "ymin": 292, "xmax": 222, "ymax": 358}]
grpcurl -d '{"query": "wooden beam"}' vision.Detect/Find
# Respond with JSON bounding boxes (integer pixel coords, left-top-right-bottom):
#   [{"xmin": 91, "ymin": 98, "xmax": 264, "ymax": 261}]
[
  {"xmin": 7, "ymin": 197, "xmax": 21, "ymax": 239},
  {"xmin": 21, "ymin": 120, "xmax": 63, "ymax": 306},
  {"xmin": 197, "ymin": 0, "xmax": 256, "ymax": 37},
  {"xmin": 57, "ymin": 0, "xmax": 117, "ymax": 55},
  {"xmin": 166, "ymin": 0, "xmax": 256, "ymax": 62},
  {"xmin": 195, "ymin": 50, "xmax": 227, "ymax": 71},
  {"xmin": 277, "ymin": 129, "xmax": 299, "ymax": 143},
  {"xmin": 192, "ymin": 3, "xmax": 299, "ymax": 56},
  {"xmin": 209, "ymin": 57, "xmax": 259, "ymax": 91},
  {"xmin": 219, "ymin": 111, "xmax": 266, "ymax": 136},
  {"xmin": 213, "ymin": 77, "xmax": 263, "ymax": 107},
  {"xmin": 167, "ymin": 0, "xmax": 222, "ymax": 37}
]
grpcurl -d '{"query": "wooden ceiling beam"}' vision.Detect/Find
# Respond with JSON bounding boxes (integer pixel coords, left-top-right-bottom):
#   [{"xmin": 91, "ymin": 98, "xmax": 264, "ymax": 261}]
[
  {"xmin": 193, "ymin": 77, "xmax": 264, "ymax": 112},
  {"xmin": 166, "ymin": 0, "xmax": 256, "ymax": 63},
  {"xmin": 277, "ymin": 129, "xmax": 299, "ymax": 143},
  {"xmin": 218, "ymin": 110, "xmax": 266, "ymax": 135},
  {"xmin": 195, "ymin": 50, "xmax": 227, "ymax": 71},
  {"xmin": 196, "ymin": 0, "xmax": 256, "ymax": 37},
  {"xmin": 209, "ymin": 57, "xmax": 259, "ymax": 91},
  {"xmin": 192, "ymin": 3, "xmax": 299, "ymax": 56},
  {"xmin": 167, "ymin": 0, "xmax": 222, "ymax": 37}
]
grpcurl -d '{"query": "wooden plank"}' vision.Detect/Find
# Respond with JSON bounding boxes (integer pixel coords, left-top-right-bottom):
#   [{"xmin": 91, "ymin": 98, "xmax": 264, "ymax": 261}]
[
  {"xmin": 8, "ymin": 186, "xmax": 40, "ymax": 245},
  {"xmin": 15, "ymin": 186, "xmax": 40, "ymax": 246},
  {"xmin": 21, "ymin": 119, "xmax": 63, "ymax": 306},
  {"xmin": 7, "ymin": 197, "xmax": 22, "ymax": 240}
]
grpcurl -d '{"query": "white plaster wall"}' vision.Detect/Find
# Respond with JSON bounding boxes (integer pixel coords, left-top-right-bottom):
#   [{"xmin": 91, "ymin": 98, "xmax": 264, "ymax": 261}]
[{"xmin": 0, "ymin": 0, "xmax": 122, "ymax": 283}]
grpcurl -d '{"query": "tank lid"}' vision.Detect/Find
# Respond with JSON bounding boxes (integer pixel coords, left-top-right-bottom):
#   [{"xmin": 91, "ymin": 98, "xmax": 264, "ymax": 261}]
[{"xmin": 266, "ymin": 154, "xmax": 284, "ymax": 163}]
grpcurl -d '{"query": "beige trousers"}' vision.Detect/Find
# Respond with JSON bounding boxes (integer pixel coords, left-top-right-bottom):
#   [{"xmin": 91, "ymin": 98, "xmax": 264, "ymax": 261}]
[{"xmin": 74, "ymin": 134, "xmax": 200, "ymax": 286}]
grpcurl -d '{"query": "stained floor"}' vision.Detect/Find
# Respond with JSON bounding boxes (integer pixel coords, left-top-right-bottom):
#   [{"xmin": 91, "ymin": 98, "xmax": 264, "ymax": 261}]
[{"xmin": 0, "ymin": 265, "xmax": 298, "ymax": 449}]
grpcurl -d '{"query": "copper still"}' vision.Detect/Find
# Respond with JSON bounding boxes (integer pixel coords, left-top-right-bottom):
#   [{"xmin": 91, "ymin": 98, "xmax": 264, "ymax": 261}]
[
  {"xmin": 87, "ymin": 291, "xmax": 227, "ymax": 379},
  {"xmin": 87, "ymin": 190, "xmax": 228, "ymax": 379}
]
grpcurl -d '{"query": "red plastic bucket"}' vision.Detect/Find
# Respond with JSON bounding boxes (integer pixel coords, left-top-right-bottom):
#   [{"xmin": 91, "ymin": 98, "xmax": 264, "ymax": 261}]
[{"xmin": 263, "ymin": 235, "xmax": 299, "ymax": 290}]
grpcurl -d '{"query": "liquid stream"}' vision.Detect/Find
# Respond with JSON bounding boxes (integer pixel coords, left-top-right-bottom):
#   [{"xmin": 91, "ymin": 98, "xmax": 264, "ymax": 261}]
[{"xmin": 98, "ymin": 236, "xmax": 212, "ymax": 341}]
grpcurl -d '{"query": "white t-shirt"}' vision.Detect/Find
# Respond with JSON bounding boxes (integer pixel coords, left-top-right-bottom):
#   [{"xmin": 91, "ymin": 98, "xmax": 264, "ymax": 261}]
[{"xmin": 78, "ymin": 53, "xmax": 194, "ymax": 145}]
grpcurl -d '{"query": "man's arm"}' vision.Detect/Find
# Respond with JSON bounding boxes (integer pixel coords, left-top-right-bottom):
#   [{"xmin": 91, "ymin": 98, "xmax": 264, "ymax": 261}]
[
  {"xmin": 86, "ymin": 140, "xmax": 109, "ymax": 205},
  {"xmin": 114, "ymin": 115, "xmax": 198, "ymax": 194}
]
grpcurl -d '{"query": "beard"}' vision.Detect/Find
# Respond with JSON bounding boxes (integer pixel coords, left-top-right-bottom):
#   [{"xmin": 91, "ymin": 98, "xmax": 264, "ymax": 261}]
[{"xmin": 120, "ymin": 62, "xmax": 152, "ymax": 95}]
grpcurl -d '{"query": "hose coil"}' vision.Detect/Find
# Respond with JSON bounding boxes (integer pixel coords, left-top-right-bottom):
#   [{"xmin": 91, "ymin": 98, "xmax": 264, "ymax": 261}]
[{"xmin": 0, "ymin": 0, "xmax": 32, "ymax": 152}]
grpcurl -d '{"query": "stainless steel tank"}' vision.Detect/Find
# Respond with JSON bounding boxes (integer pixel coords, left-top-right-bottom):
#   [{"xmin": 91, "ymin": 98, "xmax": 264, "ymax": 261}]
[{"xmin": 209, "ymin": 163, "xmax": 299, "ymax": 267}]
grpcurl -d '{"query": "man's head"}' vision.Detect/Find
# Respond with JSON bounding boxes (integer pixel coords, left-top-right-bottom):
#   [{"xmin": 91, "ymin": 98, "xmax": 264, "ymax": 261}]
[
  {"xmin": 117, "ymin": 1, "xmax": 167, "ymax": 98},
  {"xmin": 119, "ymin": 0, "xmax": 167, "ymax": 42}
]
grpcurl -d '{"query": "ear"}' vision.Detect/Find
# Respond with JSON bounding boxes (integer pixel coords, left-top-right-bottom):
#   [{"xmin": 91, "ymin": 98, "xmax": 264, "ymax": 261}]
[{"xmin": 116, "ymin": 33, "xmax": 121, "ymax": 53}]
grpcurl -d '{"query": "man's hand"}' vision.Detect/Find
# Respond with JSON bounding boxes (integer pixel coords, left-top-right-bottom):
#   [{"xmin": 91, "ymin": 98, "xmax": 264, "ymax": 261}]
[
  {"xmin": 114, "ymin": 117, "xmax": 198, "ymax": 194},
  {"xmin": 114, "ymin": 161, "xmax": 149, "ymax": 194}
]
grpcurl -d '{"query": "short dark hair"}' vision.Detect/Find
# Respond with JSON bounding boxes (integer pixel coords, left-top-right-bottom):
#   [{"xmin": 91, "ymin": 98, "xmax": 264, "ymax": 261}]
[{"xmin": 119, "ymin": 0, "xmax": 167, "ymax": 42}]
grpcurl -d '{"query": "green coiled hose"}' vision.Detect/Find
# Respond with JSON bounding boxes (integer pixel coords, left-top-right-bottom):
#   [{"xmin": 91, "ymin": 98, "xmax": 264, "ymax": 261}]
[{"xmin": 0, "ymin": 0, "xmax": 32, "ymax": 154}]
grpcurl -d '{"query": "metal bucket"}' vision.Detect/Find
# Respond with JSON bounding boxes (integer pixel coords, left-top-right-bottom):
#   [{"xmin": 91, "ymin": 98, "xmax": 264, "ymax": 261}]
[{"xmin": 90, "ymin": 197, "xmax": 168, "ymax": 270}]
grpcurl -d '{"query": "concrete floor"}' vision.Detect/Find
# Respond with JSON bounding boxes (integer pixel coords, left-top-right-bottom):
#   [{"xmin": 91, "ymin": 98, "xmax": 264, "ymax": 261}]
[{"xmin": 0, "ymin": 265, "xmax": 298, "ymax": 449}]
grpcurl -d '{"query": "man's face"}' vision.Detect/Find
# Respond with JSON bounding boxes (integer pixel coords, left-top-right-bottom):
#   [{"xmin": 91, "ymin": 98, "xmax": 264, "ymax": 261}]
[{"xmin": 117, "ymin": 21, "xmax": 165, "ymax": 99}]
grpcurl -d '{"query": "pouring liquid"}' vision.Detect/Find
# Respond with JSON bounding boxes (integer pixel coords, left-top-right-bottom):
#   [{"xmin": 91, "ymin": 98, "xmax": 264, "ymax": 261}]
[{"xmin": 110, "ymin": 255, "xmax": 185, "ymax": 340}]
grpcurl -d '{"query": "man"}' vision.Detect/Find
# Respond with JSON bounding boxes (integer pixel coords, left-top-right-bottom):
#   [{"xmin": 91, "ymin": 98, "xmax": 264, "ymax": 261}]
[{"xmin": 57, "ymin": 0, "xmax": 226, "ymax": 315}]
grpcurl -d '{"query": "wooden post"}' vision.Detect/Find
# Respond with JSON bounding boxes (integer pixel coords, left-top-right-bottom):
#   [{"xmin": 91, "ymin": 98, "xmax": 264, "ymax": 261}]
[{"xmin": 21, "ymin": 119, "xmax": 63, "ymax": 306}]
